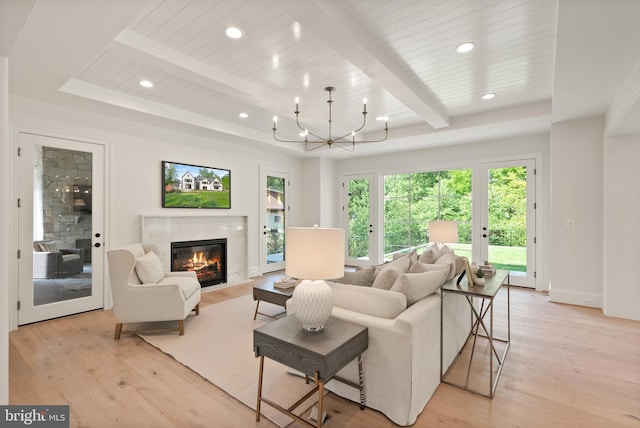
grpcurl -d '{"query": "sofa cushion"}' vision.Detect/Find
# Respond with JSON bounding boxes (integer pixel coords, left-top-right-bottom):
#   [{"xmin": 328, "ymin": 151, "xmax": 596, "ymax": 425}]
[
  {"xmin": 408, "ymin": 260, "xmax": 450, "ymax": 274},
  {"xmin": 157, "ymin": 276, "xmax": 200, "ymax": 299},
  {"xmin": 38, "ymin": 241, "xmax": 59, "ymax": 253},
  {"xmin": 435, "ymin": 251, "xmax": 457, "ymax": 280},
  {"xmin": 372, "ymin": 266, "xmax": 403, "ymax": 290},
  {"xmin": 125, "ymin": 243, "xmax": 146, "ymax": 258},
  {"xmin": 418, "ymin": 243, "xmax": 441, "ymax": 264},
  {"xmin": 390, "ymin": 270, "xmax": 448, "ymax": 306},
  {"xmin": 61, "ymin": 253, "xmax": 81, "ymax": 262},
  {"xmin": 135, "ymin": 251, "xmax": 164, "ymax": 284},
  {"xmin": 392, "ymin": 250, "xmax": 418, "ymax": 265},
  {"xmin": 327, "ymin": 281, "xmax": 407, "ymax": 319},
  {"xmin": 375, "ymin": 252, "xmax": 412, "ymax": 276},
  {"xmin": 334, "ymin": 266, "xmax": 375, "ymax": 286}
]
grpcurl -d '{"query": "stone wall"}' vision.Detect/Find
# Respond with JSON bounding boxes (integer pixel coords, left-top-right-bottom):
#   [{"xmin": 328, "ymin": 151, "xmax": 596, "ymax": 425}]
[{"xmin": 41, "ymin": 147, "xmax": 92, "ymax": 249}]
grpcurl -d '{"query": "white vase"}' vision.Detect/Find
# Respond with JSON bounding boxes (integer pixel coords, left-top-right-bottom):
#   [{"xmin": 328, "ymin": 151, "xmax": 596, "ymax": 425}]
[{"xmin": 291, "ymin": 279, "xmax": 333, "ymax": 331}]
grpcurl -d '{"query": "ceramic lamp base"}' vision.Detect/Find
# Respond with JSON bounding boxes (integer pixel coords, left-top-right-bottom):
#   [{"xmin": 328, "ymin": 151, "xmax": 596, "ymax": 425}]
[{"xmin": 291, "ymin": 279, "xmax": 333, "ymax": 332}]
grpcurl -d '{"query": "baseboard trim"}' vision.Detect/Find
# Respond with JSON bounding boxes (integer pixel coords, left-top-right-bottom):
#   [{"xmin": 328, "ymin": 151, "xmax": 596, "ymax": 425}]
[{"xmin": 548, "ymin": 287, "xmax": 602, "ymax": 309}]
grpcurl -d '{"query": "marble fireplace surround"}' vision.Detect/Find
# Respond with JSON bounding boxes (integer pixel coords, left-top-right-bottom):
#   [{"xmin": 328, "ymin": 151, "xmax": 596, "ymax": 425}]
[{"xmin": 140, "ymin": 215, "xmax": 249, "ymax": 288}]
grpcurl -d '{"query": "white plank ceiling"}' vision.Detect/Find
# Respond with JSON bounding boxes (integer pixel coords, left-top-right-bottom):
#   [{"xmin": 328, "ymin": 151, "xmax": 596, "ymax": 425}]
[{"xmin": 6, "ymin": 0, "xmax": 640, "ymax": 157}]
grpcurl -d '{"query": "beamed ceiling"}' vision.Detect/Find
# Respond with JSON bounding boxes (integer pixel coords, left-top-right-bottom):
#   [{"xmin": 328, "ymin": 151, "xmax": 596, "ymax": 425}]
[{"xmin": 4, "ymin": 0, "xmax": 640, "ymax": 158}]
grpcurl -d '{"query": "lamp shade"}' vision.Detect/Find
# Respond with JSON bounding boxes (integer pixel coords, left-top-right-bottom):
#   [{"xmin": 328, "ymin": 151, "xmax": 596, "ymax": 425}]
[
  {"xmin": 428, "ymin": 220, "xmax": 458, "ymax": 243},
  {"xmin": 285, "ymin": 227, "xmax": 345, "ymax": 280},
  {"xmin": 285, "ymin": 226, "xmax": 345, "ymax": 332}
]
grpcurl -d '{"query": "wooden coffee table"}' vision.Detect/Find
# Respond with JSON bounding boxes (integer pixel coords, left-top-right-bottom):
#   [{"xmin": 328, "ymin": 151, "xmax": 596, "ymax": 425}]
[
  {"xmin": 252, "ymin": 282, "xmax": 295, "ymax": 320},
  {"xmin": 254, "ymin": 315, "xmax": 368, "ymax": 427}
]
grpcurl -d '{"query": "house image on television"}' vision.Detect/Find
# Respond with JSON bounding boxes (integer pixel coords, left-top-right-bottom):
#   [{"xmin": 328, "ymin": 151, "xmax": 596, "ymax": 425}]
[{"xmin": 180, "ymin": 171, "xmax": 223, "ymax": 192}]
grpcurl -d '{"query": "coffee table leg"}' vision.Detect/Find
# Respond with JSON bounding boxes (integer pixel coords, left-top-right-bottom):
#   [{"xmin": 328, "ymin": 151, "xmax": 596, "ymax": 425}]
[
  {"xmin": 256, "ymin": 355, "xmax": 264, "ymax": 421},
  {"xmin": 358, "ymin": 354, "xmax": 365, "ymax": 410}
]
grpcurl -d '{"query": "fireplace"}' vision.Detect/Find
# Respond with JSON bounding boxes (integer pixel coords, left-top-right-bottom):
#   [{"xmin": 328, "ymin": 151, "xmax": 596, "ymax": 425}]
[{"xmin": 171, "ymin": 238, "xmax": 227, "ymax": 287}]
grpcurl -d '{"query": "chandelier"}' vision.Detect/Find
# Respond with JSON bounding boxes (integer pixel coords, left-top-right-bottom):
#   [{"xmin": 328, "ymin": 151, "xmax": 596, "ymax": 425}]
[{"xmin": 272, "ymin": 86, "xmax": 388, "ymax": 151}]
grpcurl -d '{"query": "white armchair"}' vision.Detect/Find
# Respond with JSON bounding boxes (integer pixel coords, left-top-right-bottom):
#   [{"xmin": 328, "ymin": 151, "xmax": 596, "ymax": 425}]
[{"xmin": 107, "ymin": 243, "xmax": 201, "ymax": 340}]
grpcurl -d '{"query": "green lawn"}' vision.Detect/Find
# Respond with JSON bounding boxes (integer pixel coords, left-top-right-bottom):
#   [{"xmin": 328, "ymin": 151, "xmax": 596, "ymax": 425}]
[
  {"xmin": 448, "ymin": 243, "xmax": 526, "ymax": 272},
  {"xmin": 164, "ymin": 191, "xmax": 230, "ymax": 208}
]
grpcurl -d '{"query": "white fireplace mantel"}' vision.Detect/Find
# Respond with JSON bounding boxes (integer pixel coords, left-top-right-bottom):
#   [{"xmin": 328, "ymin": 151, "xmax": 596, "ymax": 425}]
[{"xmin": 140, "ymin": 215, "xmax": 249, "ymax": 287}]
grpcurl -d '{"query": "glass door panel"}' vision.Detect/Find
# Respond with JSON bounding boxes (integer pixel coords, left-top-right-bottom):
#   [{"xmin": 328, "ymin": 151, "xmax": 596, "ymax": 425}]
[
  {"xmin": 344, "ymin": 174, "xmax": 376, "ymax": 266},
  {"xmin": 480, "ymin": 160, "xmax": 535, "ymax": 287},
  {"xmin": 261, "ymin": 169, "xmax": 289, "ymax": 273},
  {"xmin": 18, "ymin": 132, "xmax": 105, "ymax": 324}
]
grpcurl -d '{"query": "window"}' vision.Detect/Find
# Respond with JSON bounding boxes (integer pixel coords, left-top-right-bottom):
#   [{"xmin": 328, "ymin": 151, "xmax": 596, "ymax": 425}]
[{"xmin": 383, "ymin": 169, "xmax": 472, "ymax": 260}]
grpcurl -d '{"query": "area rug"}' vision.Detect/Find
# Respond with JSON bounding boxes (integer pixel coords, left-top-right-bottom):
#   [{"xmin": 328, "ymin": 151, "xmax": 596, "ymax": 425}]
[{"xmin": 139, "ymin": 294, "xmax": 319, "ymax": 427}]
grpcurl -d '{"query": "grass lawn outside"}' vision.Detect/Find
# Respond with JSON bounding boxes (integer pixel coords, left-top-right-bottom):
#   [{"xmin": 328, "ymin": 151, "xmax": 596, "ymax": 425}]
[
  {"xmin": 164, "ymin": 191, "xmax": 230, "ymax": 208},
  {"xmin": 449, "ymin": 243, "xmax": 526, "ymax": 272}
]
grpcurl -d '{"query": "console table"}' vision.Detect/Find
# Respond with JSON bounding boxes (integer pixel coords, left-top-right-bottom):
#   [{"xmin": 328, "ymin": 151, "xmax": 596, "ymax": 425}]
[
  {"xmin": 440, "ymin": 269, "xmax": 510, "ymax": 398},
  {"xmin": 254, "ymin": 315, "xmax": 368, "ymax": 427}
]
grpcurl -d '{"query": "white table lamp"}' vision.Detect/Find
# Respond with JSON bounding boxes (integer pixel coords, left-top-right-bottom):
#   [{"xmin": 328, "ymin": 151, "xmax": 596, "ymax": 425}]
[{"xmin": 286, "ymin": 226, "xmax": 345, "ymax": 331}]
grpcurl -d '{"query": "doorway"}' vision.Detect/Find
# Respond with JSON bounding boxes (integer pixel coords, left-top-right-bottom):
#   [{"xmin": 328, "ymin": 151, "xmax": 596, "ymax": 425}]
[
  {"xmin": 342, "ymin": 174, "xmax": 378, "ymax": 266},
  {"xmin": 260, "ymin": 168, "xmax": 290, "ymax": 274},
  {"xmin": 17, "ymin": 132, "xmax": 105, "ymax": 325},
  {"xmin": 478, "ymin": 160, "xmax": 536, "ymax": 288}
]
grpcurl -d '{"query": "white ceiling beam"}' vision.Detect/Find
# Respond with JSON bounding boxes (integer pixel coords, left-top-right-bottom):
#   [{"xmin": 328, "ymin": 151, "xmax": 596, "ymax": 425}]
[
  {"xmin": 277, "ymin": 0, "xmax": 450, "ymax": 129},
  {"xmin": 110, "ymin": 29, "xmax": 332, "ymax": 134},
  {"xmin": 59, "ymin": 78, "xmax": 270, "ymax": 142},
  {"xmin": 112, "ymin": 29, "xmax": 293, "ymax": 114}
]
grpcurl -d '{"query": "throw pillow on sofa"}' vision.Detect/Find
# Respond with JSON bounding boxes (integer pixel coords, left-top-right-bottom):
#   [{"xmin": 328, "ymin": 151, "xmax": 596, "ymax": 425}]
[
  {"xmin": 418, "ymin": 243, "xmax": 441, "ymax": 264},
  {"xmin": 334, "ymin": 266, "xmax": 376, "ymax": 286},
  {"xmin": 390, "ymin": 270, "xmax": 448, "ymax": 306},
  {"xmin": 372, "ymin": 266, "xmax": 403, "ymax": 290},
  {"xmin": 375, "ymin": 252, "xmax": 412, "ymax": 275},
  {"xmin": 434, "ymin": 251, "xmax": 457, "ymax": 281},
  {"xmin": 408, "ymin": 260, "xmax": 450, "ymax": 274}
]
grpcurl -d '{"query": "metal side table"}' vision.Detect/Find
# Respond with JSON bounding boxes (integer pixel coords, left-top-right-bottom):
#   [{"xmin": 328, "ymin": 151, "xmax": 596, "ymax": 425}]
[{"xmin": 440, "ymin": 269, "xmax": 510, "ymax": 398}]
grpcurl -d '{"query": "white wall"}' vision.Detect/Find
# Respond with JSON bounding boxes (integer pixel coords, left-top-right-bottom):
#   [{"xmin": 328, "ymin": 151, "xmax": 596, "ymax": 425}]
[
  {"xmin": 604, "ymin": 133, "xmax": 640, "ymax": 320},
  {"xmin": 549, "ymin": 116, "xmax": 605, "ymax": 307},
  {"xmin": 1, "ymin": 56, "xmax": 10, "ymax": 404},
  {"xmin": 9, "ymin": 96, "xmax": 304, "ymax": 314},
  {"xmin": 299, "ymin": 157, "xmax": 338, "ymax": 228},
  {"xmin": 335, "ymin": 134, "xmax": 551, "ymax": 288}
]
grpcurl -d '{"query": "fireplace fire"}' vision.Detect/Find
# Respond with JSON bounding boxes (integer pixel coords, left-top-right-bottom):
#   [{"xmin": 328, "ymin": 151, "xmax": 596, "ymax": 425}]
[{"xmin": 171, "ymin": 238, "xmax": 227, "ymax": 287}]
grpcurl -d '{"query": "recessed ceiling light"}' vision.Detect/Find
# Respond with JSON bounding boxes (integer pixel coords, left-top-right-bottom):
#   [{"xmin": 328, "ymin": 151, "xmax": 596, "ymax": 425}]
[
  {"xmin": 225, "ymin": 27, "xmax": 243, "ymax": 39},
  {"xmin": 376, "ymin": 116, "xmax": 387, "ymax": 121},
  {"xmin": 238, "ymin": 112, "xmax": 248, "ymax": 118},
  {"xmin": 139, "ymin": 80, "xmax": 154, "ymax": 88},
  {"xmin": 482, "ymin": 92, "xmax": 496, "ymax": 100},
  {"xmin": 456, "ymin": 42, "xmax": 475, "ymax": 53}
]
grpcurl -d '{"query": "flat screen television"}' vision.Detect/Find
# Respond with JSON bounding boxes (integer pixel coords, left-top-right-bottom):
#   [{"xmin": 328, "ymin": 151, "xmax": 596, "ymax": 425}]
[{"xmin": 162, "ymin": 161, "xmax": 231, "ymax": 209}]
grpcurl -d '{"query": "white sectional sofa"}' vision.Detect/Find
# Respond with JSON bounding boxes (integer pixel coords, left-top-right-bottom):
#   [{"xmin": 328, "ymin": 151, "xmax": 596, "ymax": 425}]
[{"xmin": 292, "ymin": 246, "xmax": 472, "ymax": 426}]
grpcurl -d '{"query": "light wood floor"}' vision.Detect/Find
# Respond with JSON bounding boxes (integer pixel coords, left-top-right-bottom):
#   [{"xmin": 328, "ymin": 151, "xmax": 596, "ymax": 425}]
[{"xmin": 9, "ymin": 273, "xmax": 640, "ymax": 427}]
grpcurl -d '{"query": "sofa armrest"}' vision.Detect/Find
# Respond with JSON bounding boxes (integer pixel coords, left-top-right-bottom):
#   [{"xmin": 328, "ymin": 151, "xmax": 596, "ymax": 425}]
[
  {"xmin": 113, "ymin": 282, "xmax": 189, "ymax": 323},
  {"xmin": 164, "ymin": 271, "xmax": 198, "ymax": 280}
]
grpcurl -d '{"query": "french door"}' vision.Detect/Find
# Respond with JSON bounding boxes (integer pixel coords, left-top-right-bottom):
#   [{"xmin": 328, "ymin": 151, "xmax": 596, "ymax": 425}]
[
  {"xmin": 342, "ymin": 174, "xmax": 378, "ymax": 266},
  {"xmin": 478, "ymin": 160, "xmax": 536, "ymax": 288},
  {"xmin": 17, "ymin": 132, "xmax": 105, "ymax": 325},
  {"xmin": 260, "ymin": 168, "xmax": 289, "ymax": 274}
]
